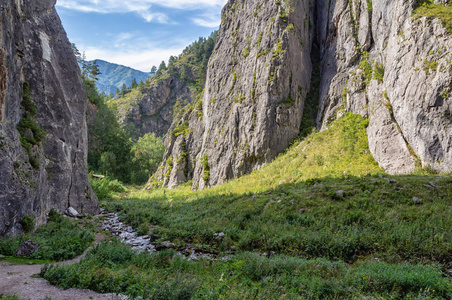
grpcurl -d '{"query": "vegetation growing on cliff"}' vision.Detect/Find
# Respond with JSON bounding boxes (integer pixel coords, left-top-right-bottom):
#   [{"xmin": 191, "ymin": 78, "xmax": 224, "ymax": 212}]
[
  {"xmin": 111, "ymin": 31, "xmax": 218, "ymax": 134},
  {"xmin": 17, "ymin": 82, "xmax": 46, "ymax": 169},
  {"xmin": 414, "ymin": 0, "xmax": 452, "ymax": 34}
]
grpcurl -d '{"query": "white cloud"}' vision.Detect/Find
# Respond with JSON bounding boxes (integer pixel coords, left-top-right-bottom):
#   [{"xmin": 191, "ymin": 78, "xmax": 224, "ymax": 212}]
[
  {"xmin": 192, "ymin": 13, "xmax": 221, "ymax": 28},
  {"xmin": 56, "ymin": 0, "xmax": 227, "ymax": 23},
  {"xmin": 82, "ymin": 44, "xmax": 186, "ymax": 72}
]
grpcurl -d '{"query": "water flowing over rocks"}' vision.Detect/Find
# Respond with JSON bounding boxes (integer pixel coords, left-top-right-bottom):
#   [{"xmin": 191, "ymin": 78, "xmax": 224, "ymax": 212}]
[{"xmin": 100, "ymin": 210, "xmax": 228, "ymax": 260}]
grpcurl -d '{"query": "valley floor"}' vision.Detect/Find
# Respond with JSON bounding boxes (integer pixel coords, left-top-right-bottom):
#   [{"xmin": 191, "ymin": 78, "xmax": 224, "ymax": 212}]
[
  {"xmin": 1, "ymin": 114, "xmax": 451, "ymax": 299},
  {"xmin": 0, "ymin": 234, "xmax": 124, "ymax": 300}
]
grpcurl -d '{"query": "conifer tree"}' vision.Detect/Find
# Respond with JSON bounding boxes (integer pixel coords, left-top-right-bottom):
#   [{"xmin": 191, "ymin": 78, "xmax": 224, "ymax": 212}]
[{"xmin": 131, "ymin": 78, "xmax": 138, "ymax": 88}]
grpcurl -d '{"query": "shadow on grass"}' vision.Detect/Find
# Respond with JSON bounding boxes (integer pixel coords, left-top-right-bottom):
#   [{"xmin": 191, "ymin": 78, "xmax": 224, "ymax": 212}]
[{"xmin": 104, "ymin": 174, "xmax": 452, "ymax": 265}]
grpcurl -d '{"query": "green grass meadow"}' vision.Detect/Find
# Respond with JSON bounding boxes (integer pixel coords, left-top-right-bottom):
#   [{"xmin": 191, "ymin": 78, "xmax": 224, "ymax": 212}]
[{"xmin": 38, "ymin": 114, "xmax": 452, "ymax": 299}]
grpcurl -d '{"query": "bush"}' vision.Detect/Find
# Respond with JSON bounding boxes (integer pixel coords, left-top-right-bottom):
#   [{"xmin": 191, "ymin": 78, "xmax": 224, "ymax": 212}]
[
  {"xmin": 90, "ymin": 175, "xmax": 126, "ymax": 201},
  {"xmin": 20, "ymin": 214, "xmax": 35, "ymax": 233}
]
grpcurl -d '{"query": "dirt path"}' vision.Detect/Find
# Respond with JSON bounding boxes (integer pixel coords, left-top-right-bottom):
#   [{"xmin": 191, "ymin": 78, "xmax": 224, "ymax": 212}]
[{"xmin": 0, "ymin": 234, "xmax": 125, "ymax": 300}]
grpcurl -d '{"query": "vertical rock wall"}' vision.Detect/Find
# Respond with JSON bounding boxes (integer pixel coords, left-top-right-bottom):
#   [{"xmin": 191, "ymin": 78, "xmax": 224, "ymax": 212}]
[
  {"xmin": 153, "ymin": 0, "xmax": 313, "ymax": 189},
  {"xmin": 0, "ymin": 0, "xmax": 98, "ymax": 235},
  {"xmin": 317, "ymin": 0, "xmax": 452, "ymax": 173},
  {"xmin": 153, "ymin": 0, "xmax": 452, "ymax": 190}
]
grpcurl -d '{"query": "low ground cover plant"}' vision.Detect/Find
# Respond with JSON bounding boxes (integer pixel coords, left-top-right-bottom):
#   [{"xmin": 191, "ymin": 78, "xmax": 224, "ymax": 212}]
[{"xmin": 0, "ymin": 210, "xmax": 94, "ymax": 262}]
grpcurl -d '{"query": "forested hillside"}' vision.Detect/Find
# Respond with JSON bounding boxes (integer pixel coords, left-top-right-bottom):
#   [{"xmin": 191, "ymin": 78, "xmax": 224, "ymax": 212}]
[
  {"xmin": 83, "ymin": 72, "xmax": 164, "ymax": 185},
  {"xmin": 109, "ymin": 32, "xmax": 217, "ymax": 139},
  {"xmin": 93, "ymin": 59, "xmax": 150, "ymax": 96}
]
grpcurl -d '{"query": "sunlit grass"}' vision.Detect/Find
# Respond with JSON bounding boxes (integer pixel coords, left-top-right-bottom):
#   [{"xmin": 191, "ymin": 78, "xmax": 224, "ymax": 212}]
[
  {"xmin": 102, "ymin": 113, "xmax": 452, "ymax": 264},
  {"xmin": 414, "ymin": 1, "xmax": 452, "ymax": 34},
  {"xmin": 43, "ymin": 113, "xmax": 452, "ymax": 299},
  {"xmin": 125, "ymin": 113, "xmax": 382, "ymax": 201}
]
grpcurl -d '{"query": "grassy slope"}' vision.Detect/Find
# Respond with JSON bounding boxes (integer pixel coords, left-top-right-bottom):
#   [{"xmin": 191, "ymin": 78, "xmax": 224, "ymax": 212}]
[
  {"xmin": 414, "ymin": 1, "xmax": 452, "ymax": 34},
  {"xmin": 41, "ymin": 113, "xmax": 452, "ymax": 299}
]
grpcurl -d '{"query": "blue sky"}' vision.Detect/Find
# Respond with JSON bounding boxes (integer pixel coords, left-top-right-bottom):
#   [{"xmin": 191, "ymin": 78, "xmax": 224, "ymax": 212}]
[{"xmin": 56, "ymin": 0, "xmax": 227, "ymax": 72}]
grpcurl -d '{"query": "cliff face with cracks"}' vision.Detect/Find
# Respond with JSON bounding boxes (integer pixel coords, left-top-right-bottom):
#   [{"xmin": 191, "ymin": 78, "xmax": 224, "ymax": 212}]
[
  {"xmin": 113, "ymin": 76, "xmax": 196, "ymax": 139},
  {"xmin": 153, "ymin": 0, "xmax": 452, "ymax": 189},
  {"xmin": 0, "ymin": 0, "xmax": 98, "ymax": 235},
  {"xmin": 317, "ymin": 0, "xmax": 452, "ymax": 174},
  {"xmin": 153, "ymin": 0, "xmax": 313, "ymax": 189}
]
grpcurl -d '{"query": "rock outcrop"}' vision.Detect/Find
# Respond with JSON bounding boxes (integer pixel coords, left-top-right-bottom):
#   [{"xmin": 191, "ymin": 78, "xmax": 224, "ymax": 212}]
[
  {"xmin": 0, "ymin": 0, "xmax": 98, "ymax": 235},
  {"xmin": 317, "ymin": 0, "xmax": 452, "ymax": 174},
  {"xmin": 113, "ymin": 75, "xmax": 195, "ymax": 139},
  {"xmin": 152, "ymin": 0, "xmax": 452, "ymax": 190},
  {"xmin": 110, "ymin": 35, "xmax": 216, "ymax": 140},
  {"xmin": 152, "ymin": 0, "xmax": 313, "ymax": 189}
]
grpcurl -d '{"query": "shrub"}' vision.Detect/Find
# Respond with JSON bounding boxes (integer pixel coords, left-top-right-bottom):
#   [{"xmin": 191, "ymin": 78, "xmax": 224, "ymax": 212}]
[
  {"xmin": 171, "ymin": 121, "xmax": 191, "ymax": 138},
  {"xmin": 90, "ymin": 175, "xmax": 126, "ymax": 201},
  {"xmin": 20, "ymin": 214, "xmax": 35, "ymax": 233}
]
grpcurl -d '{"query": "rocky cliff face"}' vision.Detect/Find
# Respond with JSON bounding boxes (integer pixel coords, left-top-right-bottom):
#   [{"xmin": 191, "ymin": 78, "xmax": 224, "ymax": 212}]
[
  {"xmin": 317, "ymin": 0, "xmax": 452, "ymax": 174},
  {"xmin": 111, "ymin": 35, "xmax": 216, "ymax": 141},
  {"xmin": 0, "ymin": 0, "xmax": 98, "ymax": 235},
  {"xmin": 113, "ymin": 76, "xmax": 195, "ymax": 139},
  {"xmin": 153, "ymin": 0, "xmax": 452, "ymax": 189},
  {"xmin": 153, "ymin": 0, "xmax": 313, "ymax": 189}
]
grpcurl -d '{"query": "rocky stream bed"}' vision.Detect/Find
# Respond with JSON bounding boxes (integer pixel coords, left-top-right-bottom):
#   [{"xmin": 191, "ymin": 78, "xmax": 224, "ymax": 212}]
[{"xmin": 99, "ymin": 210, "xmax": 230, "ymax": 261}]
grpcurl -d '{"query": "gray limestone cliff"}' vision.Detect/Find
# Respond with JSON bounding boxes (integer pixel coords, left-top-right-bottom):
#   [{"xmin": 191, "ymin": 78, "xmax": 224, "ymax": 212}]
[
  {"xmin": 153, "ymin": 0, "xmax": 452, "ymax": 189},
  {"xmin": 113, "ymin": 75, "xmax": 196, "ymax": 139},
  {"xmin": 317, "ymin": 0, "xmax": 452, "ymax": 174},
  {"xmin": 0, "ymin": 0, "xmax": 98, "ymax": 235},
  {"xmin": 152, "ymin": 0, "xmax": 313, "ymax": 189}
]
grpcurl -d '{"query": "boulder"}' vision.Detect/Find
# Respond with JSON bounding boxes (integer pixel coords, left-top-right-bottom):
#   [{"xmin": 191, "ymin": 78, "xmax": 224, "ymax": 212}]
[
  {"xmin": 64, "ymin": 207, "xmax": 79, "ymax": 218},
  {"xmin": 15, "ymin": 240, "xmax": 39, "ymax": 257}
]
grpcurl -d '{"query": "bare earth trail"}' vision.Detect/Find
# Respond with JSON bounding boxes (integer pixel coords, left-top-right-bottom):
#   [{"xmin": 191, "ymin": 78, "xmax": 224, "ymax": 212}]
[{"xmin": 0, "ymin": 234, "xmax": 125, "ymax": 300}]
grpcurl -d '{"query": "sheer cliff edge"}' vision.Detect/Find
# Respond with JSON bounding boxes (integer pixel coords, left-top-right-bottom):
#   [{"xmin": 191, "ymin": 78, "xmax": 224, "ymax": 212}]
[{"xmin": 0, "ymin": 0, "xmax": 98, "ymax": 235}]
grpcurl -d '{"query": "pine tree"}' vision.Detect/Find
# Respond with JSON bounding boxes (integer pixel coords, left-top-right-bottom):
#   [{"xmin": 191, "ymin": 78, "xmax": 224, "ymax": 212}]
[
  {"xmin": 81, "ymin": 52, "xmax": 91, "ymax": 78},
  {"xmin": 71, "ymin": 43, "xmax": 82, "ymax": 65},
  {"xmin": 168, "ymin": 56, "xmax": 176, "ymax": 67},
  {"xmin": 131, "ymin": 78, "xmax": 138, "ymax": 89},
  {"xmin": 150, "ymin": 66, "xmax": 157, "ymax": 76},
  {"xmin": 138, "ymin": 80, "xmax": 145, "ymax": 92},
  {"xmin": 156, "ymin": 61, "xmax": 167, "ymax": 76},
  {"xmin": 90, "ymin": 60, "xmax": 101, "ymax": 82}
]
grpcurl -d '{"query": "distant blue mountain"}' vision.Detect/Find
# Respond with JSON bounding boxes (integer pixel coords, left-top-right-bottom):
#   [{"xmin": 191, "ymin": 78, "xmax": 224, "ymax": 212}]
[{"xmin": 89, "ymin": 59, "xmax": 150, "ymax": 95}]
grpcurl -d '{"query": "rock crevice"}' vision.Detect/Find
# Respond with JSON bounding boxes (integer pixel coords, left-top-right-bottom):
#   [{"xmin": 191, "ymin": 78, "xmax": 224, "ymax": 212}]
[{"xmin": 155, "ymin": 0, "xmax": 452, "ymax": 188}]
